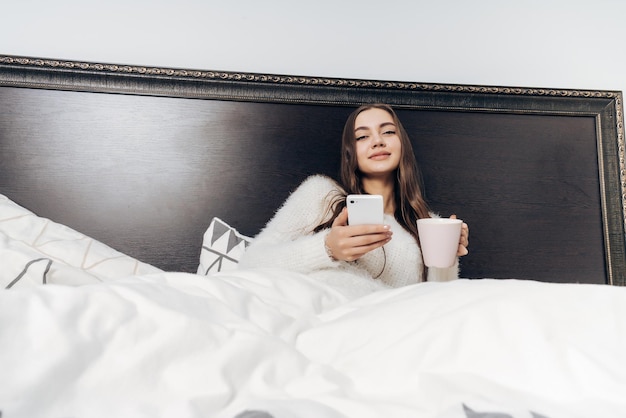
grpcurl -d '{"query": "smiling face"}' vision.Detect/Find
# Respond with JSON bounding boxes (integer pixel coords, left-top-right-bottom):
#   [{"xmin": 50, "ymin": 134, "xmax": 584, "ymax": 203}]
[{"xmin": 353, "ymin": 107, "xmax": 402, "ymax": 180}]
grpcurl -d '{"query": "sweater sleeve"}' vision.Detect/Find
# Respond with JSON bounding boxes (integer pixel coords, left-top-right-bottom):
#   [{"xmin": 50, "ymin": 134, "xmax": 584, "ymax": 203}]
[{"xmin": 238, "ymin": 175, "xmax": 342, "ymax": 274}]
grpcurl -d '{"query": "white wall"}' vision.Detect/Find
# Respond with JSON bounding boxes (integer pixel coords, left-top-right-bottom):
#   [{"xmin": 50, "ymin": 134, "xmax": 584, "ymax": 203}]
[{"xmin": 2, "ymin": 0, "xmax": 625, "ymax": 93}]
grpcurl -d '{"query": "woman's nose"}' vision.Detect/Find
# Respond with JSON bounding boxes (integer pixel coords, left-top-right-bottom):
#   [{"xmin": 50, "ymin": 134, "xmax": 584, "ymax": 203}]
[{"xmin": 371, "ymin": 133, "xmax": 385, "ymax": 147}]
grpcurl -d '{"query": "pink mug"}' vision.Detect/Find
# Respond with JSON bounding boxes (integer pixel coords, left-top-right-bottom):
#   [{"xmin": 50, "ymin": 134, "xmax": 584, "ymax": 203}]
[{"xmin": 417, "ymin": 218, "xmax": 463, "ymax": 268}]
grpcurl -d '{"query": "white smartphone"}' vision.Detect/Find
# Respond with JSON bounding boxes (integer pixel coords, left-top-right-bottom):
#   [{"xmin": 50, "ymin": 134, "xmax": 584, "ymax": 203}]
[{"xmin": 346, "ymin": 194, "xmax": 384, "ymax": 225}]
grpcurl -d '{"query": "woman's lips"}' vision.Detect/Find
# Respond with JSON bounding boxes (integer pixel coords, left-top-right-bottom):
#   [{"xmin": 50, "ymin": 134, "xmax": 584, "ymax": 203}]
[{"xmin": 369, "ymin": 152, "xmax": 391, "ymax": 160}]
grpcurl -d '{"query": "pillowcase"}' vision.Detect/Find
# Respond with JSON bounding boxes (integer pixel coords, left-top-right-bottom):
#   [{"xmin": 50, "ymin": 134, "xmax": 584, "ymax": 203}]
[
  {"xmin": 0, "ymin": 194, "xmax": 162, "ymax": 288},
  {"xmin": 197, "ymin": 217, "xmax": 252, "ymax": 275}
]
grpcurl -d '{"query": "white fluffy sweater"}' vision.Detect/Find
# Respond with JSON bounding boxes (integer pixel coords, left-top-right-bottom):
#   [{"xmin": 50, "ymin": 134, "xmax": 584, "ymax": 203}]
[{"xmin": 239, "ymin": 175, "xmax": 458, "ymax": 297}]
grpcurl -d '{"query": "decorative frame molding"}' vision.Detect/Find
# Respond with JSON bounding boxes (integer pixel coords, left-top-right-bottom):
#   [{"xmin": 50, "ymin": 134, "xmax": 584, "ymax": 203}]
[{"xmin": 0, "ymin": 55, "xmax": 621, "ymax": 98}]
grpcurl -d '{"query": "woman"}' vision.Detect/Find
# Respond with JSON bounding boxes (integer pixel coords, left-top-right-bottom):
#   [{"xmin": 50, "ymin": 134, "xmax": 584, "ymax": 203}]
[{"xmin": 239, "ymin": 104, "xmax": 469, "ymax": 296}]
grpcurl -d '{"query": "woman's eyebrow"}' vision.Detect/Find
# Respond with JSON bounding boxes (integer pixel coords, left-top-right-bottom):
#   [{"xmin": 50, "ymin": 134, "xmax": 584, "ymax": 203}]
[
  {"xmin": 379, "ymin": 122, "xmax": 396, "ymax": 129},
  {"xmin": 355, "ymin": 122, "xmax": 395, "ymax": 132}
]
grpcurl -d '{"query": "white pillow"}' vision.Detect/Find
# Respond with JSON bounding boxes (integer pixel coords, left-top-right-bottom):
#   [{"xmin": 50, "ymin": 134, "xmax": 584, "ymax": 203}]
[
  {"xmin": 0, "ymin": 194, "xmax": 162, "ymax": 288},
  {"xmin": 197, "ymin": 217, "xmax": 252, "ymax": 275}
]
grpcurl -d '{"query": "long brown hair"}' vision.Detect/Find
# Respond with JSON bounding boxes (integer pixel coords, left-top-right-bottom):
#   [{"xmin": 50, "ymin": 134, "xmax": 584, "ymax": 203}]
[{"xmin": 314, "ymin": 103, "xmax": 431, "ymax": 242}]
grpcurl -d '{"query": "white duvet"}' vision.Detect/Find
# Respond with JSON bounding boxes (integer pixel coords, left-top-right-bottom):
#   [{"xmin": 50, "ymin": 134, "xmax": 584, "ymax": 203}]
[
  {"xmin": 2, "ymin": 269, "xmax": 626, "ymax": 418},
  {"xmin": 2, "ymin": 194, "xmax": 626, "ymax": 418}
]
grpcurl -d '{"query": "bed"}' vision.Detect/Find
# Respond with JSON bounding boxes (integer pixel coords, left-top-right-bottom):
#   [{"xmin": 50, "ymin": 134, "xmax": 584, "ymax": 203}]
[{"xmin": 1, "ymin": 55, "xmax": 626, "ymax": 418}]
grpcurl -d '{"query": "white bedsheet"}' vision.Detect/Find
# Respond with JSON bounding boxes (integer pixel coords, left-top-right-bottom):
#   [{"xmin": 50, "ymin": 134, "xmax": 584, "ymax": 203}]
[{"xmin": 2, "ymin": 268, "xmax": 626, "ymax": 418}]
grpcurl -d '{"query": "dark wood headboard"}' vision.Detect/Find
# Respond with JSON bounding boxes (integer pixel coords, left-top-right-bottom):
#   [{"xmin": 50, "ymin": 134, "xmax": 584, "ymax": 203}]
[{"xmin": 1, "ymin": 55, "xmax": 624, "ymax": 285}]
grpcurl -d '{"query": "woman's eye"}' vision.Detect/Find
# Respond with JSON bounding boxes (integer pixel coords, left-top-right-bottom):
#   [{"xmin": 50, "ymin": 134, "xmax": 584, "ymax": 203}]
[
  {"xmin": 355, "ymin": 135, "xmax": 367, "ymax": 141},
  {"xmin": 383, "ymin": 130, "xmax": 396, "ymax": 136}
]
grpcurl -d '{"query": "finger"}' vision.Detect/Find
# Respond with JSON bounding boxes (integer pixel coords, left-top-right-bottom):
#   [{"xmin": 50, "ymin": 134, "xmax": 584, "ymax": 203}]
[
  {"xmin": 457, "ymin": 244, "xmax": 469, "ymax": 256},
  {"xmin": 461, "ymin": 223, "xmax": 469, "ymax": 246},
  {"xmin": 345, "ymin": 236, "xmax": 392, "ymax": 260},
  {"xmin": 333, "ymin": 207, "xmax": 349, "ymax": 227},
  {"xmin": 348, "ymin": 224, "xmax": 392, "ymax": 237},
  {"xmin": 350, "ymin": 233, "xmax": 392, "ymax": 248}
]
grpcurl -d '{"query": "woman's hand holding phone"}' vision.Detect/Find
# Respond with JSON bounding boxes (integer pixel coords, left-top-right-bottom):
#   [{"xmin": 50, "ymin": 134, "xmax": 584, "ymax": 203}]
[{"xmin": 324, "ymin": 207, "xmax": 392, "ymax": 262}]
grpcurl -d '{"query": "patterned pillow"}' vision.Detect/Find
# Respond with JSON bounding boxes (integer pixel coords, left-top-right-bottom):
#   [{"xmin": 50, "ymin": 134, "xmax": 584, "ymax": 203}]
[
  {"xmin": 197, "ymin": 217, "xmax": 252, "ymax": 275},
  {"xmin": 0, "ymin": 194, "xmax": 162, "ymax": 288}
]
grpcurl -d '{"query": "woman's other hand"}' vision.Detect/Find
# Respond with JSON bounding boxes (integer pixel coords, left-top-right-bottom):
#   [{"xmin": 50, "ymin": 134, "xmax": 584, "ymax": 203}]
[{"xmin": 450, "ymin": 214, "xmax": 469, "ymax": 256}]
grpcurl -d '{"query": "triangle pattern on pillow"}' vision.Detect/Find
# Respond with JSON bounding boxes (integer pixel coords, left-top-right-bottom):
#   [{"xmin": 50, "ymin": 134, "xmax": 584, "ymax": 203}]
[
  {"xmin": 210, "ymin": 220, "xmax": 230, "ymax": 246},
  {"xmin": 198, "ymin": 217, "xmax": 252, "ymax": 275},
  {"xmin": 211, "ymin": 219, "xmax": 250, "ymax": 254}
]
